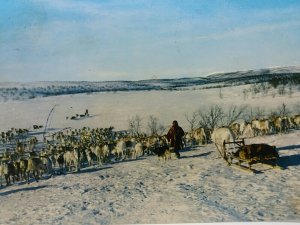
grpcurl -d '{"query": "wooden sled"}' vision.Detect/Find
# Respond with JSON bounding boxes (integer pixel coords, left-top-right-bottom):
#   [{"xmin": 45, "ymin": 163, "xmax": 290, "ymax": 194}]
[{"xmin": 222, "ymin": 139, "xmax": 281, "ymax": 173}]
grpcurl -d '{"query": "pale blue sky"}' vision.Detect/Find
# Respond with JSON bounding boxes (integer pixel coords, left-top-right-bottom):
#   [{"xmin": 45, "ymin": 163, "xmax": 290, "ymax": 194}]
[{"xmin": 1, "ymin": 0, "xmax": 300, "ymax": 81}]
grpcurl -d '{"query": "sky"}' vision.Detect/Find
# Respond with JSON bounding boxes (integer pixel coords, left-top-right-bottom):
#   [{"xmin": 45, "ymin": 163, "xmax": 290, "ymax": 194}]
[{"xmin": 0, "ymin": 0, "xmax": 300, "ymax": 82}]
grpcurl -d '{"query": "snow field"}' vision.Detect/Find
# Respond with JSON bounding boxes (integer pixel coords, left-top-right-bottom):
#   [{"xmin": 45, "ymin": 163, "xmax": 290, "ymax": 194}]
[
  {"xmin": 0, "ymin": 130, "xmax": 299, "ymax": 224},
  {"xmin": 0, "ymin": 84, "xmax": 299, "ymax": 224}
]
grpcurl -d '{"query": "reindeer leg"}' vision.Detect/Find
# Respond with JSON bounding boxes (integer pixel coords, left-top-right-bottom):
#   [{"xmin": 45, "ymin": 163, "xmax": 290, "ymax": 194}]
[
  {"xmin": 33, "ymin": 171, "xmax": 39, "ymax": 182},
  {"xmin": 5, "ymin": 174, "xmax": 10, "ymax": 186},
  {"xmin": 27, "ymin": 171, "xmax": 30, "ymax": 184},
  {"xmin": 12, "ymin": 174, "xmax": 15, "ymax": 184},
  {"xmin": 23, "ymin": 171, "xmax": 27, "ymax": 182}
]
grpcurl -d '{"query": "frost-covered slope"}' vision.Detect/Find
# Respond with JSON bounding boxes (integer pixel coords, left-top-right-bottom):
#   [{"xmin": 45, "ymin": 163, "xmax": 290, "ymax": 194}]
[
  {"xmin": 206, "ymin": 65, "xmax": 300, "ymax": 79},
  {"xmin": 0, "ymin": 66, "xmax": 299, "ymax": 101}
]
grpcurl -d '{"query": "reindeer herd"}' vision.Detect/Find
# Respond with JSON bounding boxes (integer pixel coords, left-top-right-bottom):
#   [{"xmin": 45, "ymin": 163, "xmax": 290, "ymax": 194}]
[
  {"xmin": 0, "ymin": 112, "xmax": 300, "ymax": 187},
  {"xmin": 0, "ymin": 126, "xmax": 171, "ymax": 187},
  {"xmin": 228, "ymin": 114, "xmax": 300, "ymax": 139}
]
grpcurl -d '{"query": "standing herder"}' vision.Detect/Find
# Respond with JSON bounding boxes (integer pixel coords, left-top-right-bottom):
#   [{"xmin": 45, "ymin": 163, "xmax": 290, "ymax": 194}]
[{"xmin": 166, "ymin": 120, "xmax": 185, "ymax": 159}]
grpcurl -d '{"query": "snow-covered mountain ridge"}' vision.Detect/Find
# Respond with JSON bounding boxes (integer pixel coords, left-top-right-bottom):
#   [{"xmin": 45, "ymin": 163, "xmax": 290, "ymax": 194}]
[
  {"xmin": 0, "ymin": 66, "xmax": 299, "ymax": 101},
  {"xmin": 206, "ymin": 65, "xmax": 300, "ymax": 79}
]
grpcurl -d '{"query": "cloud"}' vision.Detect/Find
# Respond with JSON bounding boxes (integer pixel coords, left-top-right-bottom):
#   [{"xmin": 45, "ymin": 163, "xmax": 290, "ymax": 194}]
[
  {"xmin": 32, "ymin": 0, "xmax": 102, "ymax": 14},
  {"xmin": 196, "ymin": 20, "xmax": 300, "ymax": 41}
]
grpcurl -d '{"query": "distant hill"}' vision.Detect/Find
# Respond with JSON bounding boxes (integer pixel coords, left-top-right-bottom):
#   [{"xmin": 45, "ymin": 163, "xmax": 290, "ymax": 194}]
[
  {"xmin": 138, "ymin": 65, "xmax": 300, "ymax": 88},
  {"xmin": 0, "ymin": 66, "xmax": 299, "ymax": 101},
  {"xmin": 206, "ymin": 66, "xmax": 300, "ymax": 79},
  {"xmin": 205, "ymin": 66, "xmax": 300, "ymax": 83}
]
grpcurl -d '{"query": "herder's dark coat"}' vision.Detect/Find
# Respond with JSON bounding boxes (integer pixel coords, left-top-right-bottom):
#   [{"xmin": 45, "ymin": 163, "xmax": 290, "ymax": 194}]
[{"xmin": 166, "ymin": 122, "xmax": 185, "ymax": 150}]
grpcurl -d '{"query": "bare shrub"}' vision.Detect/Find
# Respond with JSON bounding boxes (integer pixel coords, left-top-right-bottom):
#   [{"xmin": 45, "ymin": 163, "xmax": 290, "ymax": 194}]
[
  {"xmin": 223, "ymin": 105, "xmax": 249, "ymax": 126},
  {"xmin": 278, "ymin": 85, "xmax": 286, "ymax": 96},
  {"xmin": 245, "ymin": 106, "xmax": 266, "ymax": 120},
  {"xmin": 128, "ymin": 115, "xmax": 143, "ymax": 136},
  {"xmin": 277, "ymin": 103, "xmax": 291, "ymax": 117},
  {"xmin": 198, "ymin": 105, "xmax": 224, "ymax": 131},
  {"xmin": 147, "ymin": 115, "xmax": 165, "ymax": 136},
  {"xmin": 250, "ymin": 83, "xmax": 260, "ymax": 97},
  {"xmin": 260, "ymin": 83, "xmax": 270, "ymax": 96},
  {"xmin": 242, "ymin": 89, "xmax": 249, "ymax": 100},
  {"xmin": 184, "ymin": 111, "xmax": 198, "ymax": 131}
]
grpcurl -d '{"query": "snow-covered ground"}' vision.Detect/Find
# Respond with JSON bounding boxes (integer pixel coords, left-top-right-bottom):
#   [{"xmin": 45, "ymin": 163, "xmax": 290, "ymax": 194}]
[
  {"xmin": 0, "ymin": 131, "xmax": 299, "ymax": 224},
  {"xmin": 0, "ymin": 83, "xmax": 300, "ymax": 224},
  {"xmin": 0, "ymin": 84, "xmax": 299, "ymax": 132}
]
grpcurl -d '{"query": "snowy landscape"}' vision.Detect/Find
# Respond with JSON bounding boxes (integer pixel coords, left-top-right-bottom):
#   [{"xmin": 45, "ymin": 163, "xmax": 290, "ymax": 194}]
[{"xmin": 0, "ymin": 68, "xmax": 300, "ymax": 224}]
